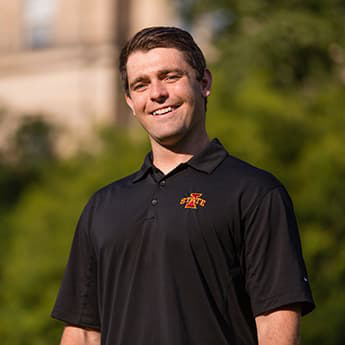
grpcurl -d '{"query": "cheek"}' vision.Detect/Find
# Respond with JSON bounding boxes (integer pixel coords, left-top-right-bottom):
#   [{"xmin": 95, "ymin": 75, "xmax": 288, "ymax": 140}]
[
  {"xmin": 130, "ymin": 95, "xmax": 146, "ymax": 113},
  {"xmin": 173, "ymin": 83, "xmax": 197, "ymax": 104}
]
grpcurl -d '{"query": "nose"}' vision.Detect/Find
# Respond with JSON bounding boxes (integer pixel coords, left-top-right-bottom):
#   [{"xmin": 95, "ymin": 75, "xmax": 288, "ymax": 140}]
[{"xmin": 150, "ymin": 80, "xmax": 168, "ymax": 103}]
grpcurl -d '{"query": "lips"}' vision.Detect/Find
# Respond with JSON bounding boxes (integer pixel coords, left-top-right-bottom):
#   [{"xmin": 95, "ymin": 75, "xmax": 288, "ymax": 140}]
[{"xmin": 150, "ymin": 103, "xmax": 181, "ymax": 116}]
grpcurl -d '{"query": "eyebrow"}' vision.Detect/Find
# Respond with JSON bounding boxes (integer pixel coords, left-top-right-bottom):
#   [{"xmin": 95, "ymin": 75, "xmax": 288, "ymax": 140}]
[
  {"xmin": 129, "ymin": 68, "xmax": 187, "ymax": 90},
  {"xmin": 129, "ymin": 77, "xmax": 148, "ymax": 90},
  {"xmin": 158, "ymin": 68, "xmax": 186, "ymax": 77}
]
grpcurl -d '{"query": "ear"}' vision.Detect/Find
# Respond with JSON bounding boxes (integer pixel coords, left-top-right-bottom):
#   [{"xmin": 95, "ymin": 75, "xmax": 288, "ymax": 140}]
[
  {"xmin": 201, "ymin": 69, "xmax": 212, "ymax": 97},
  {"xmin": 125, "ymin": 93, "xmax": 136, "ymax": 116}
]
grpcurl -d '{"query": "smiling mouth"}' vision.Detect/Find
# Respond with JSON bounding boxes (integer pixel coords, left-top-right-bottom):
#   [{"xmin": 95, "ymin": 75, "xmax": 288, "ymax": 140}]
[{"xmin": 151, "ymin": 104, "xmax": 181, "ymax": 116}]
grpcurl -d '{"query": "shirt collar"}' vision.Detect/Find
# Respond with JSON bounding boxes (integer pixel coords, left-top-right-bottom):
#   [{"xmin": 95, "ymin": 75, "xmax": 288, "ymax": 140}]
[
  {"xmin": 131, "ymin": 152, "xmax": 154, "ymax": 183},
  {"xmin": 186, "ymin": 138, "xmax": 228, "ymax": 173},
  {"xmin": 132, "ymin": 138, "xmax": 228, "ymax": 183}
]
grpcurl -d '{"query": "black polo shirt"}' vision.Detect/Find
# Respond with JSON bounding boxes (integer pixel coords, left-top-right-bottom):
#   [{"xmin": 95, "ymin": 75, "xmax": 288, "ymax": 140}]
[{"xmin": 52, "ymin": 138, "xmax": 314, "ymax": 345}]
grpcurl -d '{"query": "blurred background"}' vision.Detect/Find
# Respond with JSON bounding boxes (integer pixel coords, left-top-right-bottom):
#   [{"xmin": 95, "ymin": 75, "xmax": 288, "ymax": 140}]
[{"xmin": 0, "ymin": 0, "xmax": 344, "ymax": 344}]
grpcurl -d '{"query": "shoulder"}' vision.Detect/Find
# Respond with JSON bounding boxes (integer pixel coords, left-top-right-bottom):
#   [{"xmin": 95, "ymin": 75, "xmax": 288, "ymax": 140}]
[
  {"xmin": 84, "ymin": 170, "xmax": 140, "ymax": 211},
  {"xmin": 216, "ymin": 154, "xmax": 285, "ymax": 217},
  {"xmin": 220, "ymin": 154, "xmax": 282, "ymax": 191}
]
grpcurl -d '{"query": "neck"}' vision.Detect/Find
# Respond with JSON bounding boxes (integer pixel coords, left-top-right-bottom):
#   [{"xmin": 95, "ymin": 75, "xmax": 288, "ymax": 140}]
[{"xmin": 150, "ymin": 131, "xmax": 210, "ymax": 175}]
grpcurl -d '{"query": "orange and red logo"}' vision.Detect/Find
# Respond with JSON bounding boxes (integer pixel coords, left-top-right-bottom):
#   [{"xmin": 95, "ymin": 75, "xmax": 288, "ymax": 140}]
[{"xmin": 180, "ymin": 193, "xmax": 206, "ymax": 209}]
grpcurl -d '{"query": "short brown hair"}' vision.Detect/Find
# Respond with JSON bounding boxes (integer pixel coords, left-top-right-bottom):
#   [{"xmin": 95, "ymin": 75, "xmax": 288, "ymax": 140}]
[{"xmin": 119, "ymin": 26, "xmax": 207, "ymax": 95}]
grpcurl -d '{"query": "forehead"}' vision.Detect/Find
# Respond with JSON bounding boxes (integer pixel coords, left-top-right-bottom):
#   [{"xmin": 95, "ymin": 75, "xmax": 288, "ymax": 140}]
[{"xmin": 126, "ymin": 47, "xmax": 192, "ymax": 79}]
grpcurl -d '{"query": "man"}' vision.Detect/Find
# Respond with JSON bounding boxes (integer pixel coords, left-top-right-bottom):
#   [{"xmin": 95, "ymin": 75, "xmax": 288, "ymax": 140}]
[{"xmin": 52, "ymin": 27, "xmax": 314, "ymax": 345}]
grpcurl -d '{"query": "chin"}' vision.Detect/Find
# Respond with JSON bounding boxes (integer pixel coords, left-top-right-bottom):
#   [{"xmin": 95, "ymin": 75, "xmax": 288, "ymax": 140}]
[{"xmin": 154, "ymin": 131, "xmax": 189, "ymax": 148}]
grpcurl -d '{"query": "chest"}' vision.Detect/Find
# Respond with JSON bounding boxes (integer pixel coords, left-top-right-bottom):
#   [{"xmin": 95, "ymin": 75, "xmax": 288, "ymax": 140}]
[{"xmin": 92, "ymin": 174, "xmax": 243, "ymax": 270}]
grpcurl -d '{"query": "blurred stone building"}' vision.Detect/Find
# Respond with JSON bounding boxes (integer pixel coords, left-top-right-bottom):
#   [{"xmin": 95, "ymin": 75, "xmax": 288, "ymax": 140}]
[{"xmin": 0, "ymin": 0, "xmax": 176, "ymax": 153}]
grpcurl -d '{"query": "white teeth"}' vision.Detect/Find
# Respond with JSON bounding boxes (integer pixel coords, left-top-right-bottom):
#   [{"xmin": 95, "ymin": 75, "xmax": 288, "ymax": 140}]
[{"xmin": 152, "ymin": 106, "xmax": 173, "ymax": 116}]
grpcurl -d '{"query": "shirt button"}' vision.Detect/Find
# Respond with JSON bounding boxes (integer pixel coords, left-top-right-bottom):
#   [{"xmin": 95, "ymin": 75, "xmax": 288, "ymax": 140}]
[
  {"xmin": 151, "ymin": 199, "xmax": 158, "ymax": 206},
  {"xmin": 159, "ymin": 180, "xmax": 166, "ymax": 186}
]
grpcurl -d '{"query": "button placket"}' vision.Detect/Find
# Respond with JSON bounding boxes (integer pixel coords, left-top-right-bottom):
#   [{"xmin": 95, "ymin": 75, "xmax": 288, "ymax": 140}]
[{"xmin": 151, "ymin": 177, "xmax": 167, "ymax": 208}]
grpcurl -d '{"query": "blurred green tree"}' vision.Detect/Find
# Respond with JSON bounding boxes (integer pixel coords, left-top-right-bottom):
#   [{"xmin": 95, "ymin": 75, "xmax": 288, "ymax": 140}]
[
  {"xmin": 0, "ymin": 115, "xmax": 57, "ymax": 289},
  {"xmin": 0, "ymin": 127, "xmax": 149, "ymax": 345}
]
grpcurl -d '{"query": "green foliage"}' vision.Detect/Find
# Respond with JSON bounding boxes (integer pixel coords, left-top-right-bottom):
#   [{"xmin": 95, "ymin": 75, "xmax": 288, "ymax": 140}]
[
  {"xmin": 0, "ymin": 115, "xmax": 58, "ymax": 294},
  {"xmin": 0, "ymin": 127, "xmax": 149, "ymax": 344},
  {"xmin": 0, "ymin": 116, "xmax": 56, "ymax": 212}
]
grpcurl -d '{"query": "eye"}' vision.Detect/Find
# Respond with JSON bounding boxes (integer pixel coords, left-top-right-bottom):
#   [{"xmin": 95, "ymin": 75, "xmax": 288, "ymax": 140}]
[
  {"xmin": 133, "ymin": 83, "xmax": 147, "ymax": 91},
  {"xmin": 165, "ymin": 73, "xmax": 181, "ymax": 82}
]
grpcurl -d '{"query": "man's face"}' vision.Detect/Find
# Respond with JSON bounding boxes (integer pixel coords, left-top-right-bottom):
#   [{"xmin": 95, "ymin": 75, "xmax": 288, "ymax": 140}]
[{"xmin": 125, "ymin": 47, "xmax": 212, "ymax": 148}]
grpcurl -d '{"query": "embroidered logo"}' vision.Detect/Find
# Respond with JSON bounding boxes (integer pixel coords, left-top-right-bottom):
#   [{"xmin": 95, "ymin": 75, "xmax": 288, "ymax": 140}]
[{"xmin": 180, "ymin": 193, "xmax": 206, "ymax": 209}]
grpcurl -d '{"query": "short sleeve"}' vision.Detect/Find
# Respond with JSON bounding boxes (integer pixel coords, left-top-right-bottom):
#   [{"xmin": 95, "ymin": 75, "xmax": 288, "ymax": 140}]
[
  {"xmin": 51, "ymin": 198, "xmax": 100, "ymax": 330},
  {"xmin": 243, "ymin": 186, "xmax": 315, "ymax": 317}
]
